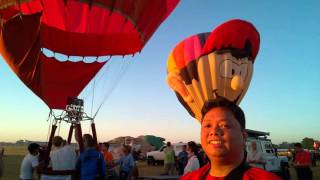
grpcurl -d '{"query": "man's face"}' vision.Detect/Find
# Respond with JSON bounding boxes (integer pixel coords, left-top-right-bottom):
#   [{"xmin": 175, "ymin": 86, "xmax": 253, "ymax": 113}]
[
  {"xmin": 32, "ymin": 148, "xmax": 40, "ymax": 156},
  {"xmin": 252, "ymin": 142, "xmax": 257, "ymax": 151},
  {"xmin": 182, "ymin": 145, "xmax": 187, "ymax": 151},
  {"xmin": 186, "ymin": 145, "xmax": 192, "ymax": 153},
  {"xmin": 201, "ymin": 107, "xmax": 245, "ymax": 161},
  {"xmin": 294, "ymin": 146, "xmax": 302, "ymax": 152},
  {"xmin": 122, "ymin": 147, "xmax": 128, "ymax": 155}
]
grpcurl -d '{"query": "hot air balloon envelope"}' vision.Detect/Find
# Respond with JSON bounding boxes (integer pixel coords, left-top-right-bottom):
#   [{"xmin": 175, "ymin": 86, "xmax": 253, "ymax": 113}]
[
  {"xmin": 0, "ymin": 0, "xmax": 179, "ymax": 109},
  {"xmin": 167, "ymin": 19, "xmax": 260, "ymax": 121}
]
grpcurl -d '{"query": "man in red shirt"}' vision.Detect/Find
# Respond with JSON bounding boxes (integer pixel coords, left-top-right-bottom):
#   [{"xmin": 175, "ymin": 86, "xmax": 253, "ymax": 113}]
[
  {"xmin": 180, "ymin": 99, "xmax": 281, "ymax": 180},
  {"xmin": 101, "ymin": 142, "xmax": 114, "ymax": 167},
  {"xmin": 293, "ymin": 143, "xmax": 313, "ymax": 180}
]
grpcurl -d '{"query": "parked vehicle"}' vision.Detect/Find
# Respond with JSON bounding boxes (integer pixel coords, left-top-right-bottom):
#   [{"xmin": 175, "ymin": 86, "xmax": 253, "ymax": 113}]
[
  {"xmin": 147, "ymin": 142, "xmax": 186, "ymax": 165},
  {"xmin": 246, "ymin": 129, "xmax": 290, "ymax": 180}
]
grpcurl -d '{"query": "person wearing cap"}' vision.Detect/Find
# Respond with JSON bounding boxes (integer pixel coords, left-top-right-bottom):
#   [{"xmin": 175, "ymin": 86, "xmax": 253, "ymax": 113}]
[
  {"xmin": 180, "ymin": 99, "xmax": 281, "ymax": 179},
  {"xmin": 293, "ymin": 143, "xmax": 312, "ymax": 180}
]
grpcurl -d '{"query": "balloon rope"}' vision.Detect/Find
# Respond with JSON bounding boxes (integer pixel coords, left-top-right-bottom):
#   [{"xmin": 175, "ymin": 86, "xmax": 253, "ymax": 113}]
[
  {"xmin": 91, "ymin": 78, "xmax": 96, "ymax": 117},
  {"xmin": 86, "ymin": 59, "xmax": 119, "ymax": 115},
  {"xmin": 93, "ymin": 58, "xmax": 132, "ymax": 119},
  {"xmin": 82, "ymin": 59, "xmax": 112, "ymax": 102},
  {"xmin": 46, "ymin": 110, "xmax": 53, "ymax": 142},
  {"xmin": 57, "ymin": 120, "xmax": 61, "ymax": 135}
]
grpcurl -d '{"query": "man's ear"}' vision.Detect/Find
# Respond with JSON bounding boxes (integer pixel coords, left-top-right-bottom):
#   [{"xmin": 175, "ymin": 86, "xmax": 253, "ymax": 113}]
[
  {"xmin": 242, "ymin": 130, "xmax": 248, "ymax": 149},
  {"xmin": 242, "ymin": 130, "xmax": 248, "ymax": 139}
]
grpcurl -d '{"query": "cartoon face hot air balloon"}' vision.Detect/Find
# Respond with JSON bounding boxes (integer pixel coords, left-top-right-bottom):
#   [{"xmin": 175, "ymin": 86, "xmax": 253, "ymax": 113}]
[{"xmin": 167, "ymin": 19, "xmax": 260, "ymax": 121}]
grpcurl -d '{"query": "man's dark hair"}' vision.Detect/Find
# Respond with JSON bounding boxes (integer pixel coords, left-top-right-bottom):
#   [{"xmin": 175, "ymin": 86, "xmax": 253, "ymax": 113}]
[
  {"xmin": 167, "ymin": 142, "xmax": 171, "ymax": 147},
  {"xmin": 188, "ymin": 141, "xmax": 205, "ymax": 167},
  {"xmin": 28, "ymin": 143, "xmax": 40, "ymax": 154},
  {"xmin": 103, "ymin": 142, "xmax": 110, "ymax": 149},
  {"xmin": 123, "ymin": 145, "xmax": 132, "ymax": 154},
  {"xmin": 52, "ymin": 136, "xmax": 63, "ymax": 147},
  {"xmin": 187, "ymin": 141, "xmax": 198, "ymax": 153},
  {"xmin": 294, "ymin": 143, "xmax": 302, "ymax": 148},
  {"xmin": 201, "ymin": 98, "xmax": 246, "ymax": 130},
  {"xmin": 83, "ymin": 134, "xmax": 96, "ymax": 147}
]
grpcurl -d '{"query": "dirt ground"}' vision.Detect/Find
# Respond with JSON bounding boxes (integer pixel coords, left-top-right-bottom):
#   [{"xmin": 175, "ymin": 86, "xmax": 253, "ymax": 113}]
[{"xmin": 1, "ymin": 152, "xmax": 319, "ymax": 180}]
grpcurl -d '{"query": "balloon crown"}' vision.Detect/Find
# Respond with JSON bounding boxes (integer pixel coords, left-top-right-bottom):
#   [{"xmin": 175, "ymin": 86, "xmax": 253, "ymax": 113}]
[
  {"xmin": 202, "ymin": 19, "xmax": 260, "ymax": 61},
  {"xmin": 167, "ymin": 19, "xmax": 260, "ymax": 121}
]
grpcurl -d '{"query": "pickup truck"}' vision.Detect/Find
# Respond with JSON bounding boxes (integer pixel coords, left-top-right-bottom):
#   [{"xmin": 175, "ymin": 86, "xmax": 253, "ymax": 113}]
[
  {"xmin": 146, "ymin": 142, "xmax": 186, "ymax": 165},
  {"xmin": 246, "ymin": 129, "xmax": 290, "ymax": 180}
]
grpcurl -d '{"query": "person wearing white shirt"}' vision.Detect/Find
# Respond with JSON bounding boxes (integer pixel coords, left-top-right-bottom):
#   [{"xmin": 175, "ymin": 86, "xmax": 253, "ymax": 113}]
[
  {"xmin": 184, "ymin": 141, "xmax": 200, "ymax": 175},
  {"xmin": 50, "ymin": 136, "xmax": 77, "ymax": 171},
  {"xmin": 20, "ymin": 143, "xmax": 40, "ymax": 180},
  {"xmin": 41, "ymin": 136, "xmax": 77, "ymax": 180},
  {"xmin": 246, "ymin": 141, "xmax": 265, "ymax": 169}
]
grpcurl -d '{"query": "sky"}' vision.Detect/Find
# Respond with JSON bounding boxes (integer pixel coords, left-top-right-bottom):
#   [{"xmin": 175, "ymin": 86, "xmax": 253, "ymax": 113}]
[{"xmin": 0, "ymin": 0, "xmax": 320, "ymax": 144}]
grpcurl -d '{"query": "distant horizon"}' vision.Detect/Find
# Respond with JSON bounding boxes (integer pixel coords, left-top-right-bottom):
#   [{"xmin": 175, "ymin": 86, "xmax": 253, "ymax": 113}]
[{"xmin": 1, "ymin": 131, "xmax": 318, "ymax": 145}]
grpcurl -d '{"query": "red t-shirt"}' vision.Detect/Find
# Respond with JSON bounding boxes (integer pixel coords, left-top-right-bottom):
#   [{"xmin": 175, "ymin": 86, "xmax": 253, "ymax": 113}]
[
  {"xmin": 180, "ymin": 164, "xmax": 282, "ymax": 180},
  {"xmin": 294, "ymin": 150, "xmax": 311, "ymax": 166},
  {"xmin": 102, "ymin": 150, "xmax": 113, "ymax": 166}
]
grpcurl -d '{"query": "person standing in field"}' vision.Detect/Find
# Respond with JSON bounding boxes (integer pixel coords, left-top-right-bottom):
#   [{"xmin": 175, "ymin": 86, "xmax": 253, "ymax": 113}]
[
  {"xmin": 0, "ymin": 147, "xmax": 4, "ymax": 177},
  {"xmin": 246, "ymin": 141, "xmax": 265, "ymax": 169},
  {"xmin": 177, "ymin": 145, "xmax": 188, "ymax": 175},
  {"xmin": 50, "ymin": 136, "xmax": 77, "ymax": 171},
  {"xmin": 183, "ymin": 141, "xmax": 200, "ymax": 175},
  {"xmin": 293, "ymin": 143, "xmax": 313, "ymax": 180},
  {"xmin": 163, "ymin": 142, "xmax": 176, "ymax": 175},
  {"xmin": 20, "ymin": 143, "xmax": 40, "ymax": 180},
  {"xmin": 76, "ymin": 134, "xmax": 106, "ymax": 180},
  {"xmin": 116, "ymin": 145, "xmax": 135, "ymax": 180},
  {"xmin": 101, "ymin": 142, "xmax": 114, "ymax": 167}
]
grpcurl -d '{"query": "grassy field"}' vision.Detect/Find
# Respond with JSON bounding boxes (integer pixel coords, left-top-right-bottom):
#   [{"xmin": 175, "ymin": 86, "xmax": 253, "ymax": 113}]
[{"xmin": 1, "ymin": 146, "xmax": 319, "ymax": 180}]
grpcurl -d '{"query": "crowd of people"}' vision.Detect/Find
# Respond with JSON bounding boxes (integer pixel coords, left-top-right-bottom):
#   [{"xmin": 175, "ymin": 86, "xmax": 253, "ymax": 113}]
[
  {"xmin": 0, "ymin": 129, "xmax": 316, "ymax": 180},
  {"xmin": 159, "ymin": 138, "xmax": 316, "ymax": 179},
  {"xmin": 0, "ymin": 125, "xmax": 315, "ymax": 180},
  {"xmin": 18, "ymin": 134, "xmax": 139, "ymax": 180},
  {"xmin": 161, "ymin": 141, "xmax": 208, "ymax": 176},
  {"xmin": 0, "ymin": 99, "xmax": 317, "ymax": 180},
  {"xmin": 1, "ymin": 130, "xmax": 314, "ymax": 180}
]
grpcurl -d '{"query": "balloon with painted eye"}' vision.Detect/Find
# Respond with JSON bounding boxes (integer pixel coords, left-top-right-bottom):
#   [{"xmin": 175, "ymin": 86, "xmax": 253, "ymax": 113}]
[{"xmin": 167, "ymin": 19, "xmax": 260, "ymax": 121}]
